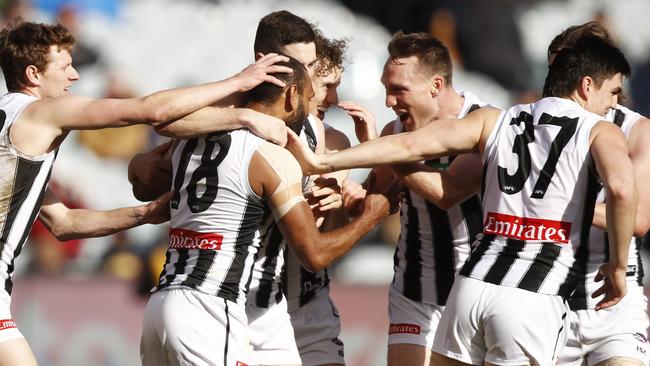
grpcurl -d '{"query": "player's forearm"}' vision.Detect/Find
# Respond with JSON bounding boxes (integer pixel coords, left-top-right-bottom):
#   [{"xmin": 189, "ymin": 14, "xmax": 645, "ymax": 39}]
[
  {"xmin": 155, "ymin": 107, "xmax": 251, "ymax": 138},
  {"xmin": 605, "ymin": 184, "xmax": 637, "ymax": 270},
  {"xmin": 315, "ymin": 132, "xmax": 429, "ymax": 174},
  {"xmin": 138, "ymin": 78, "xmax": 244, "ymax": 126},
  {"xmin": 308, "ymin": 212, "xmax": 380, "ymax": 271},
  {"xmin": 45, "ymin": 206, "xmax": 147, "ymax": 241}
]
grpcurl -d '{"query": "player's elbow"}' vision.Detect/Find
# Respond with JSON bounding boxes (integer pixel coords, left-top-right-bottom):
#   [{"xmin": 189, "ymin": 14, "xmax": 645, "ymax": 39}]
[
  {"xmin": 296, "ymin": 245, "xmax": 327, "ymax": 272},
  {"xmin": 140, "ymin": 98, "xmax": 174, "ymax": 126},
  {"xmin": 606, "ymin": 175, "xmax": 636, "ymax": 209},
  {"xmin": 48, "ymin": 221, "xmax": 78, "ymax": 242},
  {"xmin": 633, "ymin": 213, "xmax": 650, "ymax": 237}
]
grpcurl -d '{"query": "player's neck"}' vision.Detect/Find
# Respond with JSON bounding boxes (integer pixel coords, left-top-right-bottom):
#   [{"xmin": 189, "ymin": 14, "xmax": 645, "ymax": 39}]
[{"xmin": 435, "ymin": 87, "xmax": 464, "ymax": 119}]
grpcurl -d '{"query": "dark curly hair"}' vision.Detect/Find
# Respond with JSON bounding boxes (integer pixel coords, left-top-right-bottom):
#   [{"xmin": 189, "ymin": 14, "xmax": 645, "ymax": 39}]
[{"xmin": 314, "ymin": 28, "xmax": 348, "ymax": 77}]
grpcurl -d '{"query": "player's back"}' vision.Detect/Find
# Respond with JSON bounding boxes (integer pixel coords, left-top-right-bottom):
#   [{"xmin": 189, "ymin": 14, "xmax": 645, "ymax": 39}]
[
  {"xmin": 156, "ymin": 129, "xmax": 266, "ymax": 304},
  {"xmin": 461, "ymin": 97, "xmax": 603, "ymax": 297},
  {"xmin": 0, "ymin": 93, "xmax": 57, "ymax": 295}
]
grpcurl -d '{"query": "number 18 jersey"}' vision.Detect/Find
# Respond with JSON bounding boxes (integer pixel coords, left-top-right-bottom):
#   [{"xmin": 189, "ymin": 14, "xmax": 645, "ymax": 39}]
[
  {"xmin": 460, "ymin": 97, "xmax": 602, "ymax": 297},
  {"xmin": 155, "ymin": 130, "xmax": 266, "ymax": 304}
]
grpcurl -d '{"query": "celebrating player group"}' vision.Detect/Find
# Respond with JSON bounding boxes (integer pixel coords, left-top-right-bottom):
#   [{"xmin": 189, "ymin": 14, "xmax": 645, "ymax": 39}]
[{"xmin": 0, "ymin": 7, "xmax": 648, "ymax": 366}]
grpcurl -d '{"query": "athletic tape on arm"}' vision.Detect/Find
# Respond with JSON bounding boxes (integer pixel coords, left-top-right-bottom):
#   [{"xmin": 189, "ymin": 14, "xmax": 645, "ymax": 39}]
[{"xmin": 257, "ymin": 143, "xmax": 306, "ymax": 220}]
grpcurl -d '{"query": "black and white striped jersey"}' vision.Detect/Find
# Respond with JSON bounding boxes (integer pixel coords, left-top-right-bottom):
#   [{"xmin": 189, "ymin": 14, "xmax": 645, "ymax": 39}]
[
  {"xmin": 155, "ymin": 130, "xmax": 266, "ymax": 304},
  {"xmin": 392, "ymin": 90, "xmax": 488, "ymax": 306},
  {"xmin": 0, "ymin": 93, "xmax": 57, "ymax": 296},
  {"xmin": 460, "ymin": 97, "xmax": 603, "ymax": 297},
  {"xmin": 248, "ymin": 115, "xmax": 320, "ymax": 309},
  {"xmin": 569, "ymin": 105, "xmax": 645, "ymax": 310}
]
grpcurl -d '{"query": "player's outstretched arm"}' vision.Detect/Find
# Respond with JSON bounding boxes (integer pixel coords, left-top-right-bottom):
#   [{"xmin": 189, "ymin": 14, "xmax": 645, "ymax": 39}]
[
  {"xmin": 286, "ymin": 107, "xmax": 499, "ymax": 175},
  {"xmin": 38, "ymin": 189, "xmax": 172, "ymax": 241},
  {"xmin": 590, "ymin": 121, "xmax": 637, "ymax": 310},
  {"xmin": 13, "ymin": 54, "xmax": 292, "ymax": 156},
  {"xmin": 391, "ymin": 153, "xmax": 483, "ymax": 209},
  {"xmin": 592, "ymin": 116, "xmax": 650, "ymax": 236},
  {"xmin": 154, "ymin": 107, "xmax": 288, "ymax": 146}
]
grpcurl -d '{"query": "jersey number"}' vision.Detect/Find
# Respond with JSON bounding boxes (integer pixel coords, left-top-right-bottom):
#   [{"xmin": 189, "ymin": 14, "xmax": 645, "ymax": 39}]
[
  {"xmin": 171, "ymin": 135, "xmax": 232, "ymax": 213},
  {"xmin": 498, "ymin": 112, "xmax": 578, "ymax": 198}
]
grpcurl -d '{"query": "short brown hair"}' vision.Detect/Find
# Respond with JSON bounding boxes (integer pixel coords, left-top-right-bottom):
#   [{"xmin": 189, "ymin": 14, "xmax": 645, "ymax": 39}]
[
  {"xmin": 314, "ymin": 29, "xmax": 348, "ymax": 77},
  {"xmin": 547, "ymin": 21, "xmax": 613, "ymax": 62},
  {"xmin": 0, "ymin": 19, "xmax": 75, "ymax": 92},
  {"xmin": 387, "ymin": 31, "xmax": 452, "ymax": 84}
]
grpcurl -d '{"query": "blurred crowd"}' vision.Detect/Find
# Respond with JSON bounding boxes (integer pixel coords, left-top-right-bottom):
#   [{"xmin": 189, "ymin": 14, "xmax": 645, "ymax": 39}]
[{"xmin": 1, "ymin": 0, "xmax": 649, "ymax": 295}]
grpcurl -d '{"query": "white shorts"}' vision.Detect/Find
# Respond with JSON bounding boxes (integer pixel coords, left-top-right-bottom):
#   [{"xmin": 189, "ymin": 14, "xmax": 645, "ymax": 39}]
[
  {"xmin": 387, "ymin": 286, "xmax": 443, "ymax": 349},
  {"xmin": 0, "ymin": 292, "xmax": 22, "ymax": 344},
  {"xmin": 247, "ymin": 297, "xmax": 301, "ymax": 365},
  {"xmin": 140, "ymin": 287, "xmax": 251, "ymax": 366},
  {"xmin": 432, "ymin": 276, "xmax": 568, "ymax": 366},
  {"xmin": 289, "ymin": 288, "xmax": 345, "ymax": 365},
  {"xmin": 560, "ymin": 288, "xmax": 650, "ymax": 366}
]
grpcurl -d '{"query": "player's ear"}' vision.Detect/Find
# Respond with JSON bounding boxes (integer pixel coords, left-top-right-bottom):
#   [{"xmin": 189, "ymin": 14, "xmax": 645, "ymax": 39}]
[
  {"xmin": 578, "ymin": 76, "xmax": 593, "ymax": 100},
  {"xmin": 284, "ymin": 84, "xmax": 299, "ymax": 112},
  {"xmin": 431, "ymin": 75, "xmax": 444, "ymax": 97},
  {"xmin": 25, "ymin": 65, "xmax": 40, "ymax": 86}
]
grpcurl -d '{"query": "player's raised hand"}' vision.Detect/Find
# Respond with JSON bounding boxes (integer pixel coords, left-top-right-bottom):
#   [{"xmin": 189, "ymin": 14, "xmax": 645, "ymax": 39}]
[
  {"xmin": 592, "ymin": 262, "xmax": 627, "ymax": 310},
  {"xmin": 285, "ymin": 127, "xmax": 322, "ymax": 175},
  {"xmin": 338, "ymin": 101, "xmax": 377, "ymax": 142},
  {"xmin": 233, "ymin": 53, "xmax": 293, "ymax": 92},
  {"xmin": 246, "ymin": 110, "xmax": 288, "ymax": 146}
]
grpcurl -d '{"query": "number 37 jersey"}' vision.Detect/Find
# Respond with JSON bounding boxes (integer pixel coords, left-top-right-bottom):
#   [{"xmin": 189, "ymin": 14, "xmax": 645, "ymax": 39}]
[
  {"xmin": 460, "ymin": 97, "xmax": 603, "ymax": 297},
  {"xmin": 156, "ymin": 130, "xmax": 266, "ymax": 304}
]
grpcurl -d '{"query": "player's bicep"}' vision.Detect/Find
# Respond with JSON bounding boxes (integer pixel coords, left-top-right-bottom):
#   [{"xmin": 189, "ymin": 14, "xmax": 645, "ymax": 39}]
[{"xmin": 255, "ymin": 143, "xmax": 306, "ymax": 220}]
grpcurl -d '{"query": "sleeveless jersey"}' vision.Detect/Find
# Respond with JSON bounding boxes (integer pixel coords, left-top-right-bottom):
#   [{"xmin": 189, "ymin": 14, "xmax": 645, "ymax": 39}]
[
  {"xmin": 155, "ymin": 130, "xmax": 266, "ymax": 304},
  {"xmin": 392, "ymin": 90, "xmax": 487, "ymax": 306},
  {"xmin": 460, "ymin": 97, "xmax": 602, "ymax": 297},
  {"xmin": 0, "ymin": 93, "xmax": 57, "ymax": 296},
  {"xmin": 569, "ymin": 104, "xmax": 645, "ymax": 309},
  {"xmin": 248, "ymin": 115, "xmax": 320, "ymax": 309}
]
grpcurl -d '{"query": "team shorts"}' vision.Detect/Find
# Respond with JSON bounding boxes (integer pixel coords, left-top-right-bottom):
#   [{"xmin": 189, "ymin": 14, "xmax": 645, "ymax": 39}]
[
  {"xmin": 387, "ymin": 286, "xmax": 443, "ymax": 349},
  {"xmin": 140, "ymin": 287, "xmax": 251, "ymax": 366},
  {"xmin": 0, "ymin": 292, "xmax": 22, "ymax": 344},
  {"xmin": 432, "ymin": 276, "xmax": 568, "ymax": 366},
  {"xmin": 247, "ymin": 297, "xmax": 301, "ymax": 365},
  {"xmin": 289, "ymin": 288, "xmax": 345, "ymax": 365},
  {"xmin": 560, "ymin": 287, "xmax": 650, "ymax": 366}
]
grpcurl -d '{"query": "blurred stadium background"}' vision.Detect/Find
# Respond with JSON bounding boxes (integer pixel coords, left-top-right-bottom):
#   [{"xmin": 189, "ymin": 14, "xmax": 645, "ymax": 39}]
[{"xmin": 1, "ymin": 0, "xmax": 650, "ymax": 365}]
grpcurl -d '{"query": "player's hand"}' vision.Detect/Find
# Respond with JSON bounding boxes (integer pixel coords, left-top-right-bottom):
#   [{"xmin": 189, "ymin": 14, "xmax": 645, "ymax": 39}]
[
  {"xmin": 285, "ymin": 127, "xmax": 322, "ymax": 175},
  {"xmin": 342, "ymin": 179, "xmax": 367, "ymax": 217},
  {"xmin": 245, "ymin": 110, "xmax": 288, "ymax": 146},
  {"xmin": 137, "ymin": 191, "xmax": 173, "ymax": 225},
  {"xmin": 338, "ymin": 101, "xmax": 377, "ymax": 142},
  {"xmin": 233, "ymin": 53, "xmax": 293, "ymax": 92},
  {"xmin": 592, "ymin": 262, "xmax": 627, "ymax": 310},
  {"xmin": 307, "ymin": 177, "xmax": 342, "ymax": 213},
  {"xmin": 359, "ymin": 174, "xmax": 401, "ymax": 223}
]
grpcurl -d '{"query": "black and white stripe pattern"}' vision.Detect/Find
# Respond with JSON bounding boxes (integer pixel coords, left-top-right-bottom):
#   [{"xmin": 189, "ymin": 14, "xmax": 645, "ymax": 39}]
[
  {"xmin": 156, "ymin": 130, "xmax": 266, "ymax": 303},
  {"xmin": 0, "ymin": 93, "xmax": 57, "ymax": 296},
  {"xmin": 391, "ymin": 91, "xmax": 488, "ymax": 306},
  {"xmin": 461, "ymin": 97, "xmax": 603, "ymax": 296}
]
